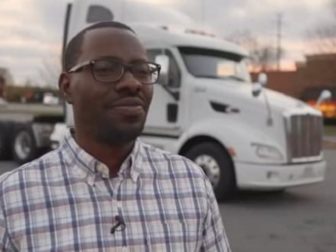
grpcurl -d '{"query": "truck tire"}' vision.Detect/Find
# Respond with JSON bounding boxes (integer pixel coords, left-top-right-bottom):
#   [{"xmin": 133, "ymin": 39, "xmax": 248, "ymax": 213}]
[
  {"xmin": 0, "ymin": 127, "xmax": 6, "ymax": 160},
  {"xmin": 185, "ymin": 142, "xmax": 236, "ymax": 201},
  {"xmin": 0, "ymin": 129, "xmax": 7, "ymax": 160},
  {"xmin": 0, "ymin": 123, "xmax": 12, "ymax": 160},
  {"xmin": 12, "ymin": 126, "xmax": 37, "ymax": 164}
]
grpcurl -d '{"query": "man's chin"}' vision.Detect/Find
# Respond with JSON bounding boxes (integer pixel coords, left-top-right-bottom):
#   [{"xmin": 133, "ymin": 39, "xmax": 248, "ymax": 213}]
[{"xmin": 96, "ymin": 125, "xmax": 144, "ymax": 146}]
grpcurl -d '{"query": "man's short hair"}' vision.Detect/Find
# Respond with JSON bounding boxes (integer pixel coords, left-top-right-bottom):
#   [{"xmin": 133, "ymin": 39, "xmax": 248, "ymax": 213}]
[{"xmin": 63, "ymin": 21, "xmax": 135, "ymax": 71}]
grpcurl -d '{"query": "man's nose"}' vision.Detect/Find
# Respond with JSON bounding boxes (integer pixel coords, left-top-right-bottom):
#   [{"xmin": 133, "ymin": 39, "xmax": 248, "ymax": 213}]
[{"xmin": 114, "ymin": 71, "xmax": 142, "ymax": 93}]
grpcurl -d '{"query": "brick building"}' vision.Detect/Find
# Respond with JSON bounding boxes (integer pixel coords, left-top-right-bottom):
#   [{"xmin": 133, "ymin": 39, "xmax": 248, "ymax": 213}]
[{"xmin": 251, "ymin": 53, "xmax": 336, "ymax": 100}]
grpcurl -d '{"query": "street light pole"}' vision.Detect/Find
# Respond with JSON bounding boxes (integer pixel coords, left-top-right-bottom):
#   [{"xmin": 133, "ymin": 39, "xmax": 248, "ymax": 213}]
[{"xmin": 276, "ymin": 13, "xmax": 283, "ymax": 71}]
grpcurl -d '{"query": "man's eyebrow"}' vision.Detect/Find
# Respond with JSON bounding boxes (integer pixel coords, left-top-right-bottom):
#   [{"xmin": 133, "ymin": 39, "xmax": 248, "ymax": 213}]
[{"xmin": 92, "ymin": 57, "xmax": 149, "ymax": 64}]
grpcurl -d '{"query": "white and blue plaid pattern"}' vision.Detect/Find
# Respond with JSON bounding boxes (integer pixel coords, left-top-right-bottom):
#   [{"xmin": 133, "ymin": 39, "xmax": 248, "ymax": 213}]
[{"xmin": 0, "ymin": 133, "xmax": 231, "ymax": 251}]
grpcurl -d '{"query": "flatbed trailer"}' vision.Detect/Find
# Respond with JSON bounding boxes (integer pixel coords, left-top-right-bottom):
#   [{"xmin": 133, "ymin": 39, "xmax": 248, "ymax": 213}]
[{"xmin": 0, "ymin": 102, "xmax": 63, "ymax": 164}]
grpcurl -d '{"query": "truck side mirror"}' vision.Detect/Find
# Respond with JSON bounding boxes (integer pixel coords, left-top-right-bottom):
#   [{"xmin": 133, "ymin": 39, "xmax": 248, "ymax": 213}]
[
  {"xmin": 252, "ymin": 72, "xmax": 267, "ymax": 97},
  {"xmin": 155, "ymin": 55, "xmax": 170, "ymax": 86},
  {"xmin": 252, "ymin": 83, "xmax": 263, "ymax": 97},
  {"xmin": 87, "ymin": 5, "xmax": 114, "ymax": 23},
  {"xmin": 258, "ymin": 72, "xmax": 268, "ymax": 87},
  {"xmin": 317, "ymin": 89, "xmax": 332, "ymax": 106}
]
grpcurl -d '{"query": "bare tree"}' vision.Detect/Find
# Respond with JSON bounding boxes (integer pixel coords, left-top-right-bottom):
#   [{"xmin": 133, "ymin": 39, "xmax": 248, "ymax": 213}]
[
  {"xmin": 252, "ymin": 46, "xmax": 279, "ymax": 72},
  {"xmin": 38, "ymin": 56, "xmax": 61, "ymax": 89},
  {"xmin": 226, "ymin": 30, "xmax": 279, "ymax": 72},
  {"xmin": 308, "ymin": 0, "xmax": 336, "ymax": 53}
]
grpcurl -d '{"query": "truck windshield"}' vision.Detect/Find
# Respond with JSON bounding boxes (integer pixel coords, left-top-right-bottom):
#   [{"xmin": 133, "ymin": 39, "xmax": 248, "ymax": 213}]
[{"xmin": 179, "ymin": 47, "xmax": 250, "ymax": 82}]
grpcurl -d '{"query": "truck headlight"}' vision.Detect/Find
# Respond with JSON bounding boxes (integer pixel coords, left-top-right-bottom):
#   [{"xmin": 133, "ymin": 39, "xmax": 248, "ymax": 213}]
[{"xmin": 252, "ymin": 143, "xmax": 284, "ymax": 161}]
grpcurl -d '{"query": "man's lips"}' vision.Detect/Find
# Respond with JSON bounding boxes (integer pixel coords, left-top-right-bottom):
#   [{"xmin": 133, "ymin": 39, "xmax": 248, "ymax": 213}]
[
  {"xmin": 105, "ymin": 97, "xmax": 145, "ymax": 108},
  {"xmin": 104, "ymin": 98, "xmax": 146, "ymax": 116}
]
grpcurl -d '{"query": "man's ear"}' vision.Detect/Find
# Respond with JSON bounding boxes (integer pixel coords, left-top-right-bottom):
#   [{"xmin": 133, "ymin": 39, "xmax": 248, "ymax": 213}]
[{"xmin": 59, "ymin": 72, "xmax": 73, "ymax": 104}]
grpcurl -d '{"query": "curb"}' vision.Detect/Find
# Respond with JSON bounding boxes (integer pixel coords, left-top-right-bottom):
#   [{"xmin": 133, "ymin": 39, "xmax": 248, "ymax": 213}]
[{"xmin": 323, "ymin": 139, "xmax": 336, "ymax": 149}]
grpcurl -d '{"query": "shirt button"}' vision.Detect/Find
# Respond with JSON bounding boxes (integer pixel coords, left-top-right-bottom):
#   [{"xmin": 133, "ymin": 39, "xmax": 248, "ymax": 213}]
[{"xmin": 97, "ymin": 164, "xmax": 109, "ymax": 178}]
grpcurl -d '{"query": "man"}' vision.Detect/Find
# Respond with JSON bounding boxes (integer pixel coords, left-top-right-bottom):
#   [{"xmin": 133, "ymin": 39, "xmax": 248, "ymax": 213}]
[{"xmin": 0, "ymin": 21, "xmax": 231, "ymax": 251}]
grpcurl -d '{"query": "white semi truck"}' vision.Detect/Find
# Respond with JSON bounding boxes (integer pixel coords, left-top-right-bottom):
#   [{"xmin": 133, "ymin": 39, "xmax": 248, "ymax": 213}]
[{"xmin": 51, "ymin": 0, "xmax": 327, "ymax": 200}]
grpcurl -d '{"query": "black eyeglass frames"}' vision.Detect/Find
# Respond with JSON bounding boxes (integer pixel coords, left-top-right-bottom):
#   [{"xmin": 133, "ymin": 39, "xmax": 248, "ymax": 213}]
[{"xmin": 68, "ymin": 58, "xmax": 161, "ymax": 84}]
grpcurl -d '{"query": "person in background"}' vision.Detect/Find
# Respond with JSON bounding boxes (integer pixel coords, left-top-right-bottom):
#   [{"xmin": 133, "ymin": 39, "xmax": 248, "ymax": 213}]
[{"xmin": 0, "ymin": 21, "xmax": 231, "ymax": 251}]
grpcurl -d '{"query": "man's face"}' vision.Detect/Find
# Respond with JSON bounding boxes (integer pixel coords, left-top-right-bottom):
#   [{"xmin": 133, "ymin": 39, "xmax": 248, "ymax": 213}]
[{"xmin": 61, "ymin": 28, "xmax": 153, "ymax": 145}]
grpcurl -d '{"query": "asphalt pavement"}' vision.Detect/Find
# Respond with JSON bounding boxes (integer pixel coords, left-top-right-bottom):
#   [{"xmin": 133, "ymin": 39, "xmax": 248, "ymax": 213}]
[{"xmin": 221, "ymin": 149, "xmax": 336, "ymax": 252}]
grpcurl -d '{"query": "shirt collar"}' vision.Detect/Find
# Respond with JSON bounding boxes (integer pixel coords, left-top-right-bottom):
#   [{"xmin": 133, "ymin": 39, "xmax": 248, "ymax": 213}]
[{"xmin": 62, "ymin": 130, "xmax": 143, "ymax": 182}]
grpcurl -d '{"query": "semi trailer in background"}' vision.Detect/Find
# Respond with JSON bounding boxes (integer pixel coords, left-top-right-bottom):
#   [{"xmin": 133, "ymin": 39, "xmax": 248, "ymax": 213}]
[{"xmin": 0, "ymin": 102, "xmax": 63, "ymax": 164}]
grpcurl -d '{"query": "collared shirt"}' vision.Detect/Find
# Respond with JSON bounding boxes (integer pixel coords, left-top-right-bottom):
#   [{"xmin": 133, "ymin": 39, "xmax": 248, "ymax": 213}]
[{"xmin": 0, "ymin": 132, "xmax": 231, "ymax": 251}]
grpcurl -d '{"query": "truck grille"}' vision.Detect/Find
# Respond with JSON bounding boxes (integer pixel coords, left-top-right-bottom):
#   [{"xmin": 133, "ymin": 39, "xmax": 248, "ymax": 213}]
[{"xmin": 286, "ymin": 114, "xmax": 323, "ymax": 161}]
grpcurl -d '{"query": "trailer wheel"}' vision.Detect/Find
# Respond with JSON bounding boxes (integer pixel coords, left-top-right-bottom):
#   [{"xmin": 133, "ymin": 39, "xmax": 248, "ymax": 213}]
[
  {"xmin": 0, "ymin": 129, "xmax": 7, "ymax": 160},
  {"xmin": 185, "ymin": 142, "xmax": 236, "ymax": 201},
  {"xmin": 12, "ymin": 126, "xmax": 37, "ymax": 164},
  {"xmin": 0, "ymin": 123, "xmax": 11, "ymax": 160}
]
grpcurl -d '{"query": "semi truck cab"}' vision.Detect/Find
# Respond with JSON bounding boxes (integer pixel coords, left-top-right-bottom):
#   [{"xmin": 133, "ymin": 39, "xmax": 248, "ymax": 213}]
[{"xmin": 51, "ymin": 0, "xmax": 326, "ymax": 200}]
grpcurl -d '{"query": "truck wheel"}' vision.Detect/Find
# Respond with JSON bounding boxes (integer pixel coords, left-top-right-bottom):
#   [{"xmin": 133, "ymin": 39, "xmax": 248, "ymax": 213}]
[
  {"xmin": 185, "ymin": 142, "xmax": 236, "ymax": 201},
  {"xmin": 0, "ymin": 123, "xmax": 11, "ymax": 160},
  {"xmin": 12, "ymin": 126, "xmax": 37, "ymax": 164},
  {"xmin": 0, "ymin": 130, "xmax": 7, "ymax": 160}
]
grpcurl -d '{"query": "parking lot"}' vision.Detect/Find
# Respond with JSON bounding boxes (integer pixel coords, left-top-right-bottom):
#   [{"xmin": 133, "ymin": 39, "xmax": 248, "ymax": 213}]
[
  {"xmin": 222, "ymin": 148, "xmax": 336, "ymax": 252},
  {"xmin": 1, "ymin": 147, "xmax": 335, "ymax": 252}
]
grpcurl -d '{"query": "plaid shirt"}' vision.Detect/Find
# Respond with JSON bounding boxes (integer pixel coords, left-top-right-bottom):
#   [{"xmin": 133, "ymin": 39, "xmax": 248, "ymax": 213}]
[{"xmin": 0, "ymin": 133, "xmax": 231, "ymax": 251}]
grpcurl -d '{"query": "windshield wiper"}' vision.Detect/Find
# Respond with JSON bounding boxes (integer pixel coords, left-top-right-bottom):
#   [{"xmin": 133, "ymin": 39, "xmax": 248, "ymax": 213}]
[{"xmin": 195, "ymin": 75, "xmax": 220, "ymax": 79}]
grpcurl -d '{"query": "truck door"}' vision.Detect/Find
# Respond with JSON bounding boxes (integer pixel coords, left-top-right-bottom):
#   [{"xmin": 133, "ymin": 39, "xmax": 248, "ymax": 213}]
[{"xmin": 144, "ymin": 49, "xmax": 182, "ymax": 138}]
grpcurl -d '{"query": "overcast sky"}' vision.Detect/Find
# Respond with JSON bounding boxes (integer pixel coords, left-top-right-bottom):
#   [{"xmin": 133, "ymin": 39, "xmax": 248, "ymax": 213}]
[{"xmin": 0, "ymin": 0, "xmax": 333, "ymax": 86}]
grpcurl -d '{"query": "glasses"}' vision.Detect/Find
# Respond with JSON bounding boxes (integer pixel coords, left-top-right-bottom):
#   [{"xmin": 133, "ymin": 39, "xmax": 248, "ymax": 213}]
[{"xmin": 68, "ymin": 58, "xmax": 161, "ymax": 84}]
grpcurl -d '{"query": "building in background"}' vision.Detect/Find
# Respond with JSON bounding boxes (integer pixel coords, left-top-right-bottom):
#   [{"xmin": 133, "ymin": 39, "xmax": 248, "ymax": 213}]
[{"xmin": 251, "ymin": 53, "xmax": 336, "ymax": 120}]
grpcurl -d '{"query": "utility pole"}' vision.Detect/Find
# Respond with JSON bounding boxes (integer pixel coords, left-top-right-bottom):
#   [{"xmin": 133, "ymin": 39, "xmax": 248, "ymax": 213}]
[{"xmin": 276, "ymin": 13, "xmax": 283, "ymax": 71}]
